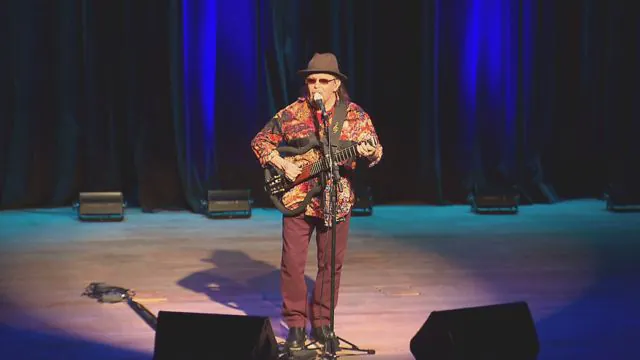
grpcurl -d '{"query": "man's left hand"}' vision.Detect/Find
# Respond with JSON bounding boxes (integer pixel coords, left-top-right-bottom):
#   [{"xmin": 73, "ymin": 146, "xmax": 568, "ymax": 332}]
[{"xmin": 357, "ymin": 142, "xmax": 377, "ymax": 159}]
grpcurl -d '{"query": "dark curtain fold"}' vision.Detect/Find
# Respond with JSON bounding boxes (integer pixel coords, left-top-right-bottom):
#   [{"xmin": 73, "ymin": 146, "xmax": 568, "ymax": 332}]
[
  {"xmin": 171, "ymin": 0, "xmax": 217, "ymax": 212},
  {"xmin": 1, "ymin": 0, "xmax": 639, "ymax": 211},
  {"xmin": 544, "ymin": 1, "xmax": 640, "ymax": 198},
  {"xmin": 1, "ymin": 0, "xmax": 184, "ymax": 210}
]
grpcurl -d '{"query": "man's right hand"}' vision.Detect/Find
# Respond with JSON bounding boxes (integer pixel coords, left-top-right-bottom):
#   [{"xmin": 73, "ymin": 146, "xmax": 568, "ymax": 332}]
[
  {"xmin": 271, "ymin": 155, "xmax": 301, "ymax": 182},
  {"xmin": 281, "ymin": 160, "xmax": 302, "ymax": 181}
]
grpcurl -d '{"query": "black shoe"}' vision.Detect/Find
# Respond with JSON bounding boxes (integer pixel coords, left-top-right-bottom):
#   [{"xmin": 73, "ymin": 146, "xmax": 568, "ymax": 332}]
[
  {"xmin": 286, "ymin": 327, "xmax": 306, "ymax": 350},
  {"xmin": 311, "ymin": 325, "xmax": 339, "ymax": 349}
]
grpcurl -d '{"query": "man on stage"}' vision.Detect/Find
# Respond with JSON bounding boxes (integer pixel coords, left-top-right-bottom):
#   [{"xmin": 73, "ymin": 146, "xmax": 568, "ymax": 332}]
[{"xmin": 251, "ymin": 52, "xmax": 383, "ymax": 350}]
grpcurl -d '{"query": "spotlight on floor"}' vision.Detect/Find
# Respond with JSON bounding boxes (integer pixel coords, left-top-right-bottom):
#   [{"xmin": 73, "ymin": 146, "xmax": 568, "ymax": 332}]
[
  {"xmin": 469, "ymin": 185, "xmax": 520, "ymax": 214},
  {"xmin": 73, "ymin": 192, "xmax": 126, "ymax": 221},
  {"xmin": 200, "ymin": 189, "xmax": 252, "ymax": 219}
]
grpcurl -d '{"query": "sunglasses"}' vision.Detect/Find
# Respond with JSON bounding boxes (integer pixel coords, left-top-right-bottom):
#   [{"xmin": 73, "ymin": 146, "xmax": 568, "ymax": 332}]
[{"xmin": 305, "ymin": 78, "xmax": 336, "ymax": 85}]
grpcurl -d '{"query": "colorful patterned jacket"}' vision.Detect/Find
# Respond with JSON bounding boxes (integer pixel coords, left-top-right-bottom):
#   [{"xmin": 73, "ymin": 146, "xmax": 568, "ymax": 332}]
[{"xmin": 251, "ymin": 97, "xmax": 382, "ymax": 224}]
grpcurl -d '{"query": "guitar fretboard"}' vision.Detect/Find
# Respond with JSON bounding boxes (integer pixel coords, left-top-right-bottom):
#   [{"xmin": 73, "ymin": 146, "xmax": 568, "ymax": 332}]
[{"xmin": 306, "ymin": 140, "xmax": 374, "ymax": 177}]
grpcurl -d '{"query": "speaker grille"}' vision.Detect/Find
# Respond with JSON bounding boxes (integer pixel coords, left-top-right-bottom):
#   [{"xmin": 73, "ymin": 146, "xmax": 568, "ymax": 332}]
[
  {"xmin": 153, "ymin": 311, "xmax": 278, "ymax": 360},
  {"xmin": 410, "ymin": 302, "xmax": 539, "ymax": 360}
]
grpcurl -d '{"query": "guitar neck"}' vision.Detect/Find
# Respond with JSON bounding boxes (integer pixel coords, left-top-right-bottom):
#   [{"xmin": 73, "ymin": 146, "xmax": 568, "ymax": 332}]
[{"xmin": 305, "ymin": 143, "xmax": 359, "ymax": 177}]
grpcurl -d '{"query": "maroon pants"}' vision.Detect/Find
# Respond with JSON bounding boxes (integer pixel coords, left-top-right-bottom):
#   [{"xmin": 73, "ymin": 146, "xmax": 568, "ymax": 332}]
[{"xmin": 280, "ymin": 213, "xmax": 351, "ymax": 328}]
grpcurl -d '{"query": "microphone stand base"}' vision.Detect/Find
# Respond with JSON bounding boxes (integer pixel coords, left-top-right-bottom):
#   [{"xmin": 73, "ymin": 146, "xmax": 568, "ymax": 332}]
[{"xmin": 319, "ymin": 334, "xmax": 376, "ymax": 359}]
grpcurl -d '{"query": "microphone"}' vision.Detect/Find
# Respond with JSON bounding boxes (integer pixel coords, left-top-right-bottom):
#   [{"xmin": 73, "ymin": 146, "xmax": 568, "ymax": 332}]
[{"xmin": 312, "ymin": 92, "xmax": 326, "ymax": 114}]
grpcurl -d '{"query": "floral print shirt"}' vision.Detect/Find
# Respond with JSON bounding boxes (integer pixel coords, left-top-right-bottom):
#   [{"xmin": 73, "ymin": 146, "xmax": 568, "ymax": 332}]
[{"xmin": 251, "ymin": 97, "xmax": 383, "ymax": 224}]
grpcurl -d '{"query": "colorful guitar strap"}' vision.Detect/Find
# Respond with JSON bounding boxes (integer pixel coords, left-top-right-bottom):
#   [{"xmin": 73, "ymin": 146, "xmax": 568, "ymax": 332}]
[
  {"xmin": 319, "ymin": 100, "xmax": 348, "ymax": 227},
  {"xmin": 329, "ymin": 99, "xmax": 347, "ymax": 147}
]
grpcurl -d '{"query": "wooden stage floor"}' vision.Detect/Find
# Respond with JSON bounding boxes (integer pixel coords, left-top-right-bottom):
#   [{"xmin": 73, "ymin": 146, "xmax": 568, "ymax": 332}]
[{"xmin": 0, "ymin": 199, "xmax": 639, "ymax": 359}]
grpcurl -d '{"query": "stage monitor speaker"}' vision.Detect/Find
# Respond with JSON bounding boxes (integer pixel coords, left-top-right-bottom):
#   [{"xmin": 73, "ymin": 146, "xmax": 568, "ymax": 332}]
[
  {"xmin": 202, "ymin": 189, "xmax": 252, "ymax": 218},
  {"xmin": 153, "ymin": 311, "xmax": 278, "ymax": 360},
  {"xmin": 75, "ymin": 192, "xmax": 125, "ymax": 221},
  {"xmin": 352, "ymin": 185, "xmax": 373, "ymax": 216},
  {"xmin": 604, "ymin": 183, "xmax": 640, "ymax": 211},
  {"xmin": 410, "ymin": 301, "xmax": 539, "ymax": 360},
  {"xmin": 469, "ymin": 186, "xmax": 520, "ymax": 214}
]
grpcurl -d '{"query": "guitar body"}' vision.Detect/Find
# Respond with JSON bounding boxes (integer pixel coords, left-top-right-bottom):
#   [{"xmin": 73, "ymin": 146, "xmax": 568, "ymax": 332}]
[{"xmin": 264, "ymin": 147, "xmax": 324, "ymax": 216}]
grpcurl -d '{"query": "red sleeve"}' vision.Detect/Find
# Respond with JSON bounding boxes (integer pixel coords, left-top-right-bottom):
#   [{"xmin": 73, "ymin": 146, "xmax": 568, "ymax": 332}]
[
  {"xmin": 251, "ymin": 115, "xmax": 284, "ymax": 168},
  {"xmin": 350, "ymin": 104, "xmax": 383, "ymax": 168}
]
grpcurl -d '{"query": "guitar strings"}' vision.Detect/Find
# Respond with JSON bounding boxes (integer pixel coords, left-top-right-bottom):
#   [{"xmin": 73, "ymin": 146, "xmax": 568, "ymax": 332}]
[{"xmin": 301, "ymin": 139, "xmax": 376, "ymax": 178}]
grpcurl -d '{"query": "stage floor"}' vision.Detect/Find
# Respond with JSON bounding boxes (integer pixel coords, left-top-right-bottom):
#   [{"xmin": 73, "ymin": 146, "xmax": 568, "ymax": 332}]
[{"xmin": 0, "ymin": 199, "xmax": 639, "ymax": 359}]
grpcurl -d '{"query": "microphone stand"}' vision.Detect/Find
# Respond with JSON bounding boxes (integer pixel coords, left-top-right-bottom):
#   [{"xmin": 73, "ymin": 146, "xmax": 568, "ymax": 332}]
[{"xmin": 316, "ymin": 102, "xmax": 375, "ymax": 360}]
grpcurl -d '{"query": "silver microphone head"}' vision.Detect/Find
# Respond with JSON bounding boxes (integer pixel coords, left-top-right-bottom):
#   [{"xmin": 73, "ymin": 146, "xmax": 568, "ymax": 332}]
[{"xmin": 313, "ymin": 92, "xmax": 323, "ymax": 102}]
